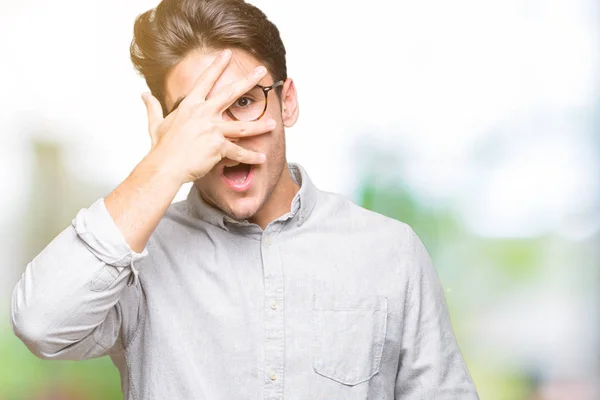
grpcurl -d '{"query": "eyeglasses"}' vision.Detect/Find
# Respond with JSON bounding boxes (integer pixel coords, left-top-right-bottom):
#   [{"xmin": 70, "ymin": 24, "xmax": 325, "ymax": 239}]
[{"xmin": 226, "ymin": 80, "xmax": 284, "ymax": 122}]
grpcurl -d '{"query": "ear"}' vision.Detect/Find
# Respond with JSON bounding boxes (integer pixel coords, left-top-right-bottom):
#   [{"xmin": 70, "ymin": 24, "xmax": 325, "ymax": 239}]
[{"xmin": 280, "ymin": 78, "xmax": 299, "ymax": 128}]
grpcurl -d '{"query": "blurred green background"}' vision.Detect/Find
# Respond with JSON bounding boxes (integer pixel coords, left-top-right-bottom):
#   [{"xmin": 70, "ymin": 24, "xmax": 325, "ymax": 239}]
[{"xmin": 1, "ymin": 0, "xmax": 598, "ymax": 399}]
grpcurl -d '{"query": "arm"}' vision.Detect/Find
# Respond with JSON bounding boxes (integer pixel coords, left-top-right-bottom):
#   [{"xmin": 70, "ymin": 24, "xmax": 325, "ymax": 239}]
[
  {"xmin": 10, "ymin": 50, "xmax": 272, "ymax": 360},
  {"xmin": 395, "ymin": 227, "xmax": 479, "ymax": 399},
  {"xmin": 10, "ymin": 162, "xmax": 180, "ymax": 359}
]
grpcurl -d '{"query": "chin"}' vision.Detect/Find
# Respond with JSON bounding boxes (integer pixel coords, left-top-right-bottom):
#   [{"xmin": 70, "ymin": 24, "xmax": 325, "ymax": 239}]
[{"xmin": 223, "ymin": 195, "xmax": 263, "ymax": 221}]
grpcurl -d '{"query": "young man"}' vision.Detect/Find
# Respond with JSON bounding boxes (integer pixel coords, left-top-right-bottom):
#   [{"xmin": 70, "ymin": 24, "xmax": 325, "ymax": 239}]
[{"xmin": 11, "ymin": 0, "xmax": 479, "ymax": 398}]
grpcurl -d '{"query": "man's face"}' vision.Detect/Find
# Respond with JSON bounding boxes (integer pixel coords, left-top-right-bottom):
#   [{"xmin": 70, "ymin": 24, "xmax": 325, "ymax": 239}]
[{"xmin": 164, "ymin": 48, "xmax": 297, "ymax": 222}]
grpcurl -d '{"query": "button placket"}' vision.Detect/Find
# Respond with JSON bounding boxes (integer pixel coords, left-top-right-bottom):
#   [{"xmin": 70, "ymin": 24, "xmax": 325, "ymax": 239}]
[{"xmin": 261, "ymin": 228, "xmax": 285, "ymax": 399}]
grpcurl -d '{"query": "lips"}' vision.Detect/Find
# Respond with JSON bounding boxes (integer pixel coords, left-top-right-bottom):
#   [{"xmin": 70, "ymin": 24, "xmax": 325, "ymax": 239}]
[
  {"xmin": 223, "ymin": 163, "xmax": 251, "ymax": 182},
  {"xmin": 219, "ymin": 153, "xmax": 257, "ymax": 175},
  {"xmin": 218, "ymin": 147, "xmax": 260, "ymax": 192},
  {"xmin": 221, "ymin": 164, "xmax": 255, "ymax": 192}
]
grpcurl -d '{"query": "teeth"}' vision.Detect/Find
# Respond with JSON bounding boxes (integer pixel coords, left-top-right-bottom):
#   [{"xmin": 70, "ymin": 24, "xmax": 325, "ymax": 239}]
[{"xmin": 224, "ymin": 161, "xmax": 240, "ymax": 168}]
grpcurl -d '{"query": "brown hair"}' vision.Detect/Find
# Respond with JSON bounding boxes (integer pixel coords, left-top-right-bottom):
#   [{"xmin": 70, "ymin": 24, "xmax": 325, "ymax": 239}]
[{"xmin": 130, "ymin": 0, "xmax": 287, "ymax": 116}]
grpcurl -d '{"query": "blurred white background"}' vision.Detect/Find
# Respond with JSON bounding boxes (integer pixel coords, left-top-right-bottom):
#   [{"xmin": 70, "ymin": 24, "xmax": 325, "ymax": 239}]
[{"xmin": 1, "ymin": 0, "xmax": 599, "ymax": 399}]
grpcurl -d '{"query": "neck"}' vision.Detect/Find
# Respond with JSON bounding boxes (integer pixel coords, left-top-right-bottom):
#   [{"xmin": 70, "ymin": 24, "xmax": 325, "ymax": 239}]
[{"xmin": 250, "ymin": 163, "xmax": 300, "ymax": 230}]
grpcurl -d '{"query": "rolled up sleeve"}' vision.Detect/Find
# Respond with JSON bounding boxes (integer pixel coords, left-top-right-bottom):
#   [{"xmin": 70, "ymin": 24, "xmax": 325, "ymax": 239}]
[{"xmin": 10, "ymin": 198, "xmax": 147, "ymax": 360}]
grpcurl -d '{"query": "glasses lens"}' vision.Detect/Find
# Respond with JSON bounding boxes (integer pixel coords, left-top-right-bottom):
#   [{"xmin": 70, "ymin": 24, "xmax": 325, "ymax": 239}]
[{"xmin": 228, "ymin": 87, "xmax": 266, "ymax": 121}]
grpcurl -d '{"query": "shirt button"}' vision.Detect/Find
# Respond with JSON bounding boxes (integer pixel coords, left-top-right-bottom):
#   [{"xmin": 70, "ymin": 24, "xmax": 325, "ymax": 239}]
[
  {"xmin": 269, "ymin": 370, "xmax": 278, "ymax": 381},
  {"xmin": 264, "ymin": 235, "xmax": 274, "ymax": 246},
  {"xmin": 269, "ymin": 301, "xmax": 278, "ymax": 310}
]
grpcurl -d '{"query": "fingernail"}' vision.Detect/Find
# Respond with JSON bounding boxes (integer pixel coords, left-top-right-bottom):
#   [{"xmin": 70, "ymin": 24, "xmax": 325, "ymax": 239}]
[
  {"xmin": 254, "ymin": 66, "xmax": 267, "ymax": 76},
  {"xmin": 221, "ymin": 49, "xmax": 232, "ymax": 59},
  {"xmin": 141, "ymin": 93, "xmax": 149, "ymax": 102},
  {"xmin": 259, "ymin": 153, "xmax": 267, "ymax": 162}
]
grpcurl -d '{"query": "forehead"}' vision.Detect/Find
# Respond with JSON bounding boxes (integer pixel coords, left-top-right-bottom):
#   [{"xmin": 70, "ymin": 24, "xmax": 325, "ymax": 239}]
[{"xmin": 164, "ymin": 48, "xmax": 266, "ymax": 110}]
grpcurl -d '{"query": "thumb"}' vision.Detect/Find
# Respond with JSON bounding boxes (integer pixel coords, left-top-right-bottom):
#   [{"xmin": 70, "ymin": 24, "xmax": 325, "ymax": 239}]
[{"xmin": 141, "ymin": 92, "xmax": 164, "ymax": 147}]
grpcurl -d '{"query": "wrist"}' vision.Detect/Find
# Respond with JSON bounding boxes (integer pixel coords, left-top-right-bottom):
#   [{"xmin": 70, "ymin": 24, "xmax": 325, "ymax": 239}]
[{"xmin": 137, "ymin": 150, "xmax": 186, "ymax": 189}]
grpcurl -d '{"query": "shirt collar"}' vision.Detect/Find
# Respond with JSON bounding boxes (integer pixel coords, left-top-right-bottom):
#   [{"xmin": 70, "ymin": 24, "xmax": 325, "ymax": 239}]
[{"xmin": 185, "ymin": 162, "xmax": 317, "ymax": 230}]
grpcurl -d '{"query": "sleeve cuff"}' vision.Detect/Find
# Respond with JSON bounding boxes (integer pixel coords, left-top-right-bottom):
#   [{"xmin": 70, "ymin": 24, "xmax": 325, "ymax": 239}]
[{"xmin": 72, "ymin": 198, "xmax": 148, "ymax": 285}]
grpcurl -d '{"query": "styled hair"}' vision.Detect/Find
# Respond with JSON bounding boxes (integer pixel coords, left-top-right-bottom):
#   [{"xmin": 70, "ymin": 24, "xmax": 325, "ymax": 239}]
[{"xmin": 130, "ymin": 0, "xmax": 287, "ymax": 116}]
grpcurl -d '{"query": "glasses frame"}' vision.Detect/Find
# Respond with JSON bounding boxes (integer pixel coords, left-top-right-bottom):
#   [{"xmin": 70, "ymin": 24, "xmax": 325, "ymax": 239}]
[{"xmin": 226, "ymin": 80, "xmax": 285, "ymax": 122}]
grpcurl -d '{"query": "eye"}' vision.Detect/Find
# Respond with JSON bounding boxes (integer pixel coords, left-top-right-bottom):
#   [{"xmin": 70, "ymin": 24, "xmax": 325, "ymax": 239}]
[{"xmin": 234, "ymin": 97, "xmax": 253, "ymax": 108}]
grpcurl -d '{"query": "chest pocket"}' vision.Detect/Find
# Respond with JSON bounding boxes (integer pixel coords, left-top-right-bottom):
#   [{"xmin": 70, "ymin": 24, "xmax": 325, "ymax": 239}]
[{"xmin": 311, "ymin": 293, "xmax": 388, "ymax": 386}]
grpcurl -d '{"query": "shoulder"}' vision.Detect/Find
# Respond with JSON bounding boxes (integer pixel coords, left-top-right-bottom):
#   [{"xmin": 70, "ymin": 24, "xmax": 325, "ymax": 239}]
[
  {"xmin": 315, "ymin": 188, "xmax": 415, "ymax": 246},
  {"xmin": 164, "ymin": 198, "xmax": 192, "ymax": 222},
  {"xmin": 146, "ymin": 198, "xmax": 207, "ymax": 249},
  {"xmin": 318, "ymin": 189, "xmax": 411, "ymax": 228}
]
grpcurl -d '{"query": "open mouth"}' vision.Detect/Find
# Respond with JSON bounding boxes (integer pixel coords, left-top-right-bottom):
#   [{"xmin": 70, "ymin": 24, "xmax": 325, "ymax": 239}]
[
  {"xmin": 221, "ymin": 162, "xmax": 255, "ymax": 192},
  {"xmin": 223, "ymin": 162, "xmax": 252, "ymax": 183}
]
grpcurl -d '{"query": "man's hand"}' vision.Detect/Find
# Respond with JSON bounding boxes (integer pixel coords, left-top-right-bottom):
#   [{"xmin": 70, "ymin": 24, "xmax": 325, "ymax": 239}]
[{"xmin": 141, "ymin": 49, "xmax": 274, "ymax": 185}]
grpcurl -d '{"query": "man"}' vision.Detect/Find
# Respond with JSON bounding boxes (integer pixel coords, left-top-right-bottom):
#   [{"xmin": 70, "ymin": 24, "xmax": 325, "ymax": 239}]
[{"xmin": 10, "ymin": 0, "xmax": 479, "ymax": 398}]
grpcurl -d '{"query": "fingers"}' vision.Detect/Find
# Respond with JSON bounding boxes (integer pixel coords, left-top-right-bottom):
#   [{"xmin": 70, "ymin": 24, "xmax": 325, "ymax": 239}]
[
  {"xmin": 216, "ymin": 118, "xmax": 276, "ymax": 139},
  {"xmin": 179, "ymin": 49, "xmax": 233, "ymax": 109},
  {"xmin": 142, "ymin": 92, "xmax": 164, "ymax": 147},
  {"xmin": 209, "ymin": 65, "xmax": 268, "ymax": 113},
  {"xmin": 221, "ymin": 140, "xmax": 267, "ymax": 165}
]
